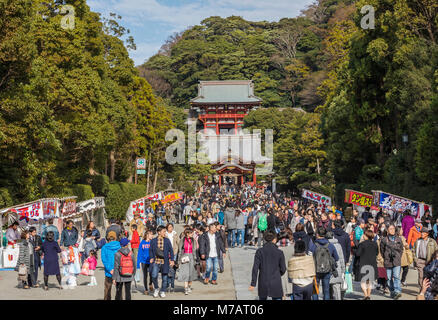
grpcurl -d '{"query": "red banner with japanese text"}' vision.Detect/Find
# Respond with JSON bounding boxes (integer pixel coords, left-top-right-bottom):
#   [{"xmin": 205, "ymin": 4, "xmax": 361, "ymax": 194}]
[{"xmin": 344, "ymin": 189, "xmax": 373, "ymax": 208}]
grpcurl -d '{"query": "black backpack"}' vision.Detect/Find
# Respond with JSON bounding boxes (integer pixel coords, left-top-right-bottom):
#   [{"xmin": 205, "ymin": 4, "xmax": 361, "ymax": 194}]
[{"xmin": 314, "ymin": 243, "xmax": 332, "ymax": 274}]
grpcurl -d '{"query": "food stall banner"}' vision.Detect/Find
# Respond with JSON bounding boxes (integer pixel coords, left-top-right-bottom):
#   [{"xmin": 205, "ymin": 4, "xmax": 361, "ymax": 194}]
[
  {"xmin": 344, "ymin": 189, "xmax": 373, "ymax": 208},
  {"xmin": 146, "ymin": 192, "xmax": 163, "ymax": 201},
  {"xmin": 302, "ymin": 189, "xmax": 332, "ymax": 207},
  {"xmin": 42, "ymin": 199, "xmax": 60, "ymax": 219},
  {"xmin": 15, "ymin": 201, "xmax": 43, "ymax": 220},
  {"xmin": 372, "ymin": 190, "xmax": 429, "ymax": 216},
  {"xmin": 60, "ymin": 197, "xmax": 77, "ymax": 218},
  {"xmin": 126, "ymin": 197, "xmax": 146, "ymax": 222},
  {"xmin": 76, "ymin": 199, "xmax": 96, "ymax": 214},
  {"xmin": 94, "ymin": 197, "xmax": 105, "ymax": 209},
  {"xmin": 161, "ymin": 192, "xmax": 182, "ymax": 205}
]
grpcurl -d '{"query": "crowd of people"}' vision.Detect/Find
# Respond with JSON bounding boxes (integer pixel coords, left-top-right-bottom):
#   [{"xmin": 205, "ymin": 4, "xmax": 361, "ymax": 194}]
[{"xmin": 5, "ymin": 182, "xmax": 438, "ymax": 301}]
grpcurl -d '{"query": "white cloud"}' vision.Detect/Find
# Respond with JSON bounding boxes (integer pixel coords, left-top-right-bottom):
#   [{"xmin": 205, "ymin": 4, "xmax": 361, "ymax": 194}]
[{"xmin": 130, "ymin": 42, "xmax": 162, "ymax": 65}]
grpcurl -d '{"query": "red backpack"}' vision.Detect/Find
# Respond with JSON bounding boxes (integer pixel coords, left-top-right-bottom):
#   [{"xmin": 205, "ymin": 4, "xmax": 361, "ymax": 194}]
[{"xmin": 119, "ymin": 252, "xmax": 134, "ymax": 277}]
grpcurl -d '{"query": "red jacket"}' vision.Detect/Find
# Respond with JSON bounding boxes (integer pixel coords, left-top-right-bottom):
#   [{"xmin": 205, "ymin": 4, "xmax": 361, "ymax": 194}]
[{"xmin": 131, "ymin": 230, "xmax": 140, "ymax": 249}]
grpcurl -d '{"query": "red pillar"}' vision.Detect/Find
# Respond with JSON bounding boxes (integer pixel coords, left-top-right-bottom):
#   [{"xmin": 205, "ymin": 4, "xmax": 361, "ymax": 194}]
[
  {"xmin": 240, "ymin": 175, "xmax": 244, "ymax": 185},
  {"xmin": 219, "ymin": 175, "xmax": 222, "ymax": 187},
  {"xmin": 252, "ymin": 169, "xmax": 256, "ymax": 186},
  {"xmin": 216, "ymin": 121, "xmax": 219, "ymax": 135},
  {"xmin": 204, "ymin": 175, "xmax": 208, "ymax": 185}
]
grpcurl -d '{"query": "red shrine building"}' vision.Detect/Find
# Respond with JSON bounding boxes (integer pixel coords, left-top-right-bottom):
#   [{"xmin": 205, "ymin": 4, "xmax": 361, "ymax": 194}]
[{"xmin": 190, "ymin": 80, "xmax": 271, "ymax": 186}]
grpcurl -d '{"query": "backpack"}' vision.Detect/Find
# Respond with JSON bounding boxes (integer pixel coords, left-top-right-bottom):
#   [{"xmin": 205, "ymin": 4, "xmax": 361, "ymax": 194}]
[
  {"xmin": 119, "ymin": 251, "xmax": 134, "ymax": 277},
  {"xmin": 258, "ymin": 212, "xmax": 268, "ymax": 232},
  {"xmin": 84, "ymin": 239, "xmax": 95, "ymax": 256},
  {"xmin": 314, "ymin": 243, "xmax": 332, "ymax": 274},
  {"xmin": 247, "ymin": 215, "xmax": 254, "ymax": 227}
]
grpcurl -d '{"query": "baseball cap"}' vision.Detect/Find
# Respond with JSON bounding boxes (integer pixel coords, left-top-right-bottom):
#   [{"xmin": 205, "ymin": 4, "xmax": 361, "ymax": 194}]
[{"xmin": 120, "ymin": 238, "xmax": 130, "ymax": 247}]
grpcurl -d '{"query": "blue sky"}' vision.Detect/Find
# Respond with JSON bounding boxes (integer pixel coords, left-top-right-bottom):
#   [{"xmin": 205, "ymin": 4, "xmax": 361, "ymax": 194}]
[{"xmin": 88, "ymin": 0, "xmax": 315, "ymax": 66}]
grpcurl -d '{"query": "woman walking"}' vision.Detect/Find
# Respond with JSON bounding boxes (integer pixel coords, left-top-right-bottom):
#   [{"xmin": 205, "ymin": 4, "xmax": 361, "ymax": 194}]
[
  {"xmin": 177, "ymin": 228, "xmax": 198, "ymax": 295},
  {"xmin": 234, "ymin": 210, "xmax": 245, "ymax": 248},
  {"xmin": 41, "ymin": 231, "xmax": 62, "ymax": 290},
  {"xmin": 355, "ymin": 229, "xmax": 378, "ymax": 300},
  {"xmin": 399, "ymin": 227, "xmax": 412, "ymax": 287},
  {"xmin": 16, "ymin": 231, "xmax": 35, "ymax": 289}
]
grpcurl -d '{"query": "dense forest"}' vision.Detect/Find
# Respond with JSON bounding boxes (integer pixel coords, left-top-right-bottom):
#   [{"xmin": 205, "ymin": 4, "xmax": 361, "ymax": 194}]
[
  {"xmin": 1, "ymin": 0, "xmax": 437, "ymax": 217},
  {"xmin": 140, "ymin": 0, "xmax": 438, "ymax": 210}
]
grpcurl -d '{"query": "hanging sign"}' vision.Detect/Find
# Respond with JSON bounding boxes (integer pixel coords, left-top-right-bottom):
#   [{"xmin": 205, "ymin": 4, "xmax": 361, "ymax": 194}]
[
  {"xmin": 302, "ymin": 189, "xmax": 332, "ymax": 207},
  {"xmin": 344, "ymin": 189, "xmax": 373, "ymax": 208},
  {"xmin": 136, "ymin": 158, "xmax": 146, "ymax": 169},
  {"xmin": 125, "ymin": 198, "xmax": 145, "ymax": 222},
  {"xmin": 15, "ymin": 201, "xmax": 43, "ymax": 220},
  {"xmin": 42, "ymin": 199, "xmax": 60, "ymax": 219},
  {"xmin": 161, "ymin": 192, "xmax": 182, "ymax": 205},
  {"xmin": 61, "ymin": 198, "xmax": 77, "ymax": 217},
  {"xmin": 372, "ymin": 190, "xmax": 421, "ymax": 215}
]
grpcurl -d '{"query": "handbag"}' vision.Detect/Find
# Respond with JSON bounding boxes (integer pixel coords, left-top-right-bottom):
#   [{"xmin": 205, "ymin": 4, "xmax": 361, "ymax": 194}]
[
  {"xmin": 181, "ymin": 254, "xmax": 190, "ymax": 264},
  {"xmin": 80, "ymin": 261, "xmax": 90, "ymax": 276},
  {"xmin": 17, "ymin": 264, "xmax": 28, "ymax": 281},
  {"xmin": 312, "ymin": 276, "xmax": 319, "ymax": 295},
  {"xmin": 345, "ymin": 271, "xmax": 353, "ymax": 294}
]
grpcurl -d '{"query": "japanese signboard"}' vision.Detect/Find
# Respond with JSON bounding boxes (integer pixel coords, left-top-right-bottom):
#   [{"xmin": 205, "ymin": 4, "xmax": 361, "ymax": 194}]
[
  {"xmin": 146, "ymin": 192, "xmax": 163, "ymax": 201},
  {"xmin": 125, "ymin": 198, "xmax": 146, "ymax": 222},
  {"xmin": 42, "ymin": 199, "xmax": 60, "ymax": 219},
  {"xmin": 161, "ymin": 192, "xmax": 182, "ymax": 205},
  {"xmin": 61, "ymin": 198, "xmax": 77, "ymax": 217},
  {"xmin": 372, "ymin": 190, "xmax": 421, "ymax": 215},
  {"xmin": 15, "ymin": 201, "xmax": 43, "ymax": 220},
  {"xmin": 344, "ymin": 189, "xmax": 373, "ymax": 208},
  {"xmin": 301, "ymin": 189, "xmax": 332, "ymax": 207}
]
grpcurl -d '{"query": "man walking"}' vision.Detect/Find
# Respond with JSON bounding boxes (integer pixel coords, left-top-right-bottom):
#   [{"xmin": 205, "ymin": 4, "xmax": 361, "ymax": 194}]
[
  {"xmin": 249, "ymin": 231, "xmax": 286, "ymax": 300},
  {"xmin": 150, "ymin": 226, "xmax": 175, "ymax": 298},
  {"xmin": 413, "ymin": 227, "xmax": 437, "ymax": 290},
  {"xmin": 308, "ymin": 227, "xmax": 339, "ymax": 300},
  {"xmin": 224, "ymin": 201, "xmax": 237, "ymax": 247},
  {"xmin": 199, "ymin": 223, "xmax": 226, "ymax": 285},
  {"xmin": 380, "ymin": 224, "xmax": 404, "ymax": 299}
]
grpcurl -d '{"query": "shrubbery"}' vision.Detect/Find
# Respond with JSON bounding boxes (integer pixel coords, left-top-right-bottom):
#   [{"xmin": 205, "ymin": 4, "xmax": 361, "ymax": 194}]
[{"xmin": 105, "ymin": 183, "xmax": 146, "ymax": 220}]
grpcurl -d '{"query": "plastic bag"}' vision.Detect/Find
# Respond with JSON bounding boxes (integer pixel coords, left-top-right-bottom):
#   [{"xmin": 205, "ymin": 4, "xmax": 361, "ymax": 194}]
[
  {"xmin": 81, "ymin": 261, "xmax": 90, "ymax": 276},
  {"xmin": 345, "ymin": 271, "xmax": 353, "ymax": 294},
  {"xmin": 61, "ymin": 250, "xmax": 68, "ymax": 265}
]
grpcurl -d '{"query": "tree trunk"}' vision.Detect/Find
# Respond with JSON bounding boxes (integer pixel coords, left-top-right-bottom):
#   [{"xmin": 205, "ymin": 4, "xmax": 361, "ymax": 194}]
[
  {"xmin": 146, "ymin": 153, "xmax": 151, "ymax": 194},
  {"xmin": 104, "ymin": 159, "xmax": 108, "ymax": 177},
  {"xmin": 126, "ymin": 155, "xmax": 133, "ymax": 183},
  {"xmin": 109, "ymin": 150, "xmax": 115, "ymax": 182},
  {"xmin": 153, "ymin": 166, "xmax": 158, "ymax": 194}
]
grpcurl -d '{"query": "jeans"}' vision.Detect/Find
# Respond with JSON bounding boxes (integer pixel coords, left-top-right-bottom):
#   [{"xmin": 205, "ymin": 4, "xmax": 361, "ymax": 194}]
[
  {"xmin": 218, "ymin": 255, "xmax": 224, "ymax": 272},
  {"xmin": 293, "ymin": 283, "xmax": 313, "ymax": 300},
  {"xmin": 205, "ymin": 257, "xmax": 219, "ymax": 281},
  {"xmin": 233, "ymin": 229, "xmax": 245, "ymax": 247},
  {"xmin": 386, "ymin": 266, "xmax": 401, "ymax": 294},
  {"xmin": 167, "ymin": 274, "xmax": 175, "ymax": 289},
  {"xmin": 227, "ymin": 229, "xmax": 235, "ymax": 247},
  {"xmin": 316, "ymin": 272, "xmax": 331, "ymax": 300},
  {"xmin": 157, "ymin": 216, "xmax": 163, "ymax": 227},
  {"xmin": 151, "ymin": 263, "xmax": 168, "ymax": 293},
  {"xmin": 115, "ymin": 281, "xmax": 132, "ymax": 300}
]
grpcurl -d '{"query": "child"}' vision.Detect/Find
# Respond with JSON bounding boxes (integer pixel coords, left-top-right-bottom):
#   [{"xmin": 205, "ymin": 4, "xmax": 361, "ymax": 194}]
[
  {"xmin": 167, "ymin": 261, "xmax": 177, "ymax": 293},
  {"xmin": 113, "ymin": 238, "xmax": 136, "ymax": 300},
  {"xmin": 86, "ymin": 250, "xmax": 98, "ymax": 286},
  {"xmin": 83, "ymin": 230, "xmax": 97, "ymax": 261}
]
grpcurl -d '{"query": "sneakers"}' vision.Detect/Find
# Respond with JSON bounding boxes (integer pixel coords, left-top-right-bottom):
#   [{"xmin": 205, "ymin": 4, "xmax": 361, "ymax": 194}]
[
  {"xmin": 393, "ymin": 292, "xmax": 402, "ymax": 300},
  {"xmin": 211, "ymin": 280, "xmax": 218, "ymax": 285},
  {"xmin": 153, "ymin": 289, "xmax": 159, "ymax": 298},
  {"xmin": 204, "ymin": 278, "xmax": 209, "ymax": 285},
  {"xmin": 159, "ymin": 291, "xmax": 166, "ymax": 298},
  {"xmin": 149, "ymin": 284, "xmax": 154, "ymax": 292},
  {"xmin": 187, "ymin": 287, "xmax": 192, "ymax": 293},
  {"xmin": 184, "ymin": 288, "xmax": 189, "ymax": 295},
  {"xmin": 402, "ymin": 281, "xmax": 407, "ymax": 287}
]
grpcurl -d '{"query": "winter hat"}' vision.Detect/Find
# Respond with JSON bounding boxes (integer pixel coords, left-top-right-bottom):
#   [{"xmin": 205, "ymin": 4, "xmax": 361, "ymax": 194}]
[{"xmin": 120, "ymin": 238, "xmax": 130, "ymax": 247}]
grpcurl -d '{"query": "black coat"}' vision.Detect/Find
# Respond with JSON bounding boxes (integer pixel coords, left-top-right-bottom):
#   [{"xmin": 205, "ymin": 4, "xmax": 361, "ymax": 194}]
[
  {"xmin": 267, "ymin": 214, "xmax": 280, "ymax": 233},
  {"xmin": 292, "ymin": 231, "xmax": 311, "ymax": 253},
  {"xmin": 251, "ymin": 242, "xmax": 286, "ymax": 298},
  {"xmin": 355, "ymin": 240, "xmax": 378, "ymax": 281},
  {"xmin": 199, "ymin": 232, "xmax": 225, "ymax": 259},
  {"xmin": 333, "ymin": 227, "xmax": 351, "ymax": 263},
  {"xmin": 29, "ymin": 235, "xmax": 43, "ymax": 268}
]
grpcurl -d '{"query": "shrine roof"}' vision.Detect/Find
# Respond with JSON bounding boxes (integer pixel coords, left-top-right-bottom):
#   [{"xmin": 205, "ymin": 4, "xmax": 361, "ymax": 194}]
[{"xmin": 190, "ymin": 80, "xmax": 262, "ymax": 104}]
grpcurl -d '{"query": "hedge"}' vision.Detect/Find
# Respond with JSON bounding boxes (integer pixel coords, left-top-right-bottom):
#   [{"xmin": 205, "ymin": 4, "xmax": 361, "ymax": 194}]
[
  {"xmin": 72, "ymin": 184, "xmax": 94, "ymax": 202},
  {"xmin": 105, "ymin": 183, "xmax": 146, "ymax": 220},
  {"xmin": 90, "ymin": 174, "xmax": 110, "ymax": 197}
]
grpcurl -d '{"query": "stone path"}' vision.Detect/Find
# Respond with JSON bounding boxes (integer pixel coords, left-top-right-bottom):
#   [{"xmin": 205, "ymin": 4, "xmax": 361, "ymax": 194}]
[
  {"xmin": 0, "ymin": 224, "xmax": 236, "ymax": 300},
  {"xmin": 228, "ymin": 244, "xmax": 421, "ymax": 300}
]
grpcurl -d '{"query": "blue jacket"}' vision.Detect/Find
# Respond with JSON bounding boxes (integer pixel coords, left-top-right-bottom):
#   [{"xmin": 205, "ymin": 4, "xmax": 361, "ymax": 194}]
[
  {"xmin": 308, "ymin": 238, "xmax": 339, "ymax": 262},
  {"xmin": 217, "ymin": 211, "xmax": 224, "ymax": 225},
  {"xmin": 150, "ymin": 237, "xmax": 174, "ymax": 275},
  {"xmin": 60, "ymin": 227, "xmax": 78, "ymax": 247},
  {"xmin": 137, "ymin": 240, "xmax": 151, "ymax": 268},
  {"xmin": 101, "ymin": 240, "xmax": 121, "ymax": 278}
]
